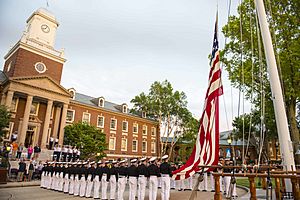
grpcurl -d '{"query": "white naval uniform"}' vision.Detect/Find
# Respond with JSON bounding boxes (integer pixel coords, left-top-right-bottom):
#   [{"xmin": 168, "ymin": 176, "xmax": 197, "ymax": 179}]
[
  {"xmin": 58, "ymin": 171, "xmax": 64, "ymax": 191},
  {"xmin": 117, "ymin": 175, "xmax": 127, "ymax": 200},
  {"xmin": 224, "ymin": 176, "xmax": 231, "ymax": 196},
  {"xmin": 210, "ymin": 172, "xmax": 215, "ymax": 191},
  {"xmin": 41, "ymin": 171, "xmax": 45, "ymax": 188},
  {"xmin": 79, "ymin": 176, "xmax": 87, "ymax": 197},
  {"xmin": 177, "ymin": 179, "xmax": 185, "ymax": 190},
  {"xmin": 69, "ymin": 174, "xmax": 75, "ymax": 194},
  {"xmin": 170, "ymin": 177, "xmax": 176, "ymax": 189},
  {"xmin": 138, "ymin": 175, "xmax": 147, "ymax": 200},
  {"xmin": 85, "ymin": 174, "xmax": 93, "ymax": 198},
  {"xmin": 129, "ymin": 176, "xmax": 138, "ymax": 200},
  {"xmin": 161, "ymin": 174, "xmax": 171, "ymax": 200},
  {"xmin": 63, "ymin": 173, "xmax": 70, "ymax": 193},
  {"xmin": 93, "ymin": 175, "xmax": 100, "ymax": 199},
  {"xmin": 110, "ymin": 175, "xmax": 117, "ymax": 200},
  {"xmin": 47, "ymin": 173, "xmax": 52, "ymax": 189},
  {"xmin": 101, "ymin": 174, "xmax": 109, "ymax": 199},
  {"xmin": 149, "ymin": 176, "xmax": 158, "ymax": 200},
  {"xmin": 74, "ymin": 174, "xmax": 80, "ymax": 196},
  {"xmin": 185, "ymin": 176, "xmax": 193, "ymax": 190}
]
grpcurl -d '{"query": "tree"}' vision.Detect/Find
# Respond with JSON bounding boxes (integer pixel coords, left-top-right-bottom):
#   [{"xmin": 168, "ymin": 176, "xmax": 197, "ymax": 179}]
[
  {"xmin": 0, "ymin": 105, "xmax": 11, "ymax": 141},
  {"xmin": 131, "ymin": 80, "xmax": 192, "ymax": 156},
  {"xmin": 222, "ymin": 0, "xmax": 300, "ymax": 162},
  {"xmin": 64, "ymin": 122, "xmax": 107, "ymax": 159}
]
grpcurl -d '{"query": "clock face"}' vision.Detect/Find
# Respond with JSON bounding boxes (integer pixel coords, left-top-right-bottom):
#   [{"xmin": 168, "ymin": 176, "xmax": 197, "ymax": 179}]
[
  {"xmin": 35, "ymin": 62, "xmax": 47, "ymax": 73},
  {"xmin": 41, "ymin": 24, "xmax": 50, "ymax": 33}
]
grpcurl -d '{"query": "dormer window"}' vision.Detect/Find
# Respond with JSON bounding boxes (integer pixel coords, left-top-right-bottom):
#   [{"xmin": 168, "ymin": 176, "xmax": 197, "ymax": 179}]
[
  {"xmin": 98, "ymin": 97, "xmax": 105, "ymax": 107},
  {"xmin": 122, "ymin": 104, "xmax": 128, "ymax": 113},
  {"xmin": 68, "ymin": 88, "xmax": 76, "ymax": 100},
  {"xmin": 142, "ymin": 111, "xmax": 147, "ymax": 118}
]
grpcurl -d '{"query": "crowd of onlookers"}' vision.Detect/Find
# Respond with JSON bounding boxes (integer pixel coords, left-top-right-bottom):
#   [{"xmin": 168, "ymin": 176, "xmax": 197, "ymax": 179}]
[{"xmin": 1, "ymin": 141, "xmax": 41, "ymax": 161}]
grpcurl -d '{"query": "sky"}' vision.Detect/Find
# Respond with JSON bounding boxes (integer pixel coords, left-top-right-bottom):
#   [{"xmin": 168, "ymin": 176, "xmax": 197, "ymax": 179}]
[{"xmin": 0, "ymin": 0, "xmax": 250, "ymax": 132}]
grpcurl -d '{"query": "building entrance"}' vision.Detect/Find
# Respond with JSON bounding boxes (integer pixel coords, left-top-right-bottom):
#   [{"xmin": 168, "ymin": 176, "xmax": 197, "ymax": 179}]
[{"xmin": 24, "ymin": 126, "xmax": 36, "ymax": 148}]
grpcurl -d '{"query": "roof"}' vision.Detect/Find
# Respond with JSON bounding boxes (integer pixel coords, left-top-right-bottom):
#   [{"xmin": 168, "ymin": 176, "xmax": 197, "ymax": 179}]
[
  {"xmin": 162, "ymin": 130, "xmax": 251, "ymax": 146},
  {"xmin": 72, "ymin": 92, "xmax": 156, "ymax": 121},
  {"xmin": 0, "ymin": 71, "xmax": 8, "ymax": 84}
]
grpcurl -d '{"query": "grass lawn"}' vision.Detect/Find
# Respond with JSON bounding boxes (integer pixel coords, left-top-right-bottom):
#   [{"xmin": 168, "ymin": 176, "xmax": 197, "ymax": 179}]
[{"xmin": 235, "ymin": 177, "xmax": 275, "ymax": 189}]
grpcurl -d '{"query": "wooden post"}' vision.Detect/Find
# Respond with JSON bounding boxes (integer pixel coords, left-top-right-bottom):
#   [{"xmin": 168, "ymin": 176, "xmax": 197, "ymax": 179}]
[
  {"xmin": 213, "ymin": 174, "xmax": 222, "ymax": 200},
  {"xmin": 249, "ymin": 176, "xmax": 257, "ymax": 200},
  {"xmin": 262, "ymin": 176, "xmax": 267, "ymax": 189},
  {"xmin": 291, "ymin": 177, "xmax": 300, "ymax": 200},
  {"xmin": 281, "ymin": 178, "xmax": 286, "ymax": 193},
  {"xmin": 275, "ymin": 177, "xmax": 281, "ymax": 200}
]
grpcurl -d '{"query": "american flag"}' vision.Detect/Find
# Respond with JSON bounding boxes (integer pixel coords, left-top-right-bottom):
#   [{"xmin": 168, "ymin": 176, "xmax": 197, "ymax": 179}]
[{"xmin": 172, "ymin": 15, "xmax": 223, "ymax": 180}]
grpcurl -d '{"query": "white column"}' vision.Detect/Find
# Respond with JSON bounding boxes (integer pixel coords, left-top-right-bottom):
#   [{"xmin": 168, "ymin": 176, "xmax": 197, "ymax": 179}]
[
  {"xmin": 58, "ymin": 103, "xmax": 68, "ymax": 145},
  {"xmin": 18, "ymin": 95, "xmax": 33, "ymax": 145},
  {"xmin": 52, "ymin": 106, "xmax": 62, "ymax": 139},
  {"xmin": 41, "ymin": 100, "xmax": 53, "ymax": 148},
  {"xmin": 1, "ymin": 93, "xmax": 6, "ymax": 105},
  {"xmin": 5, "ymin": 90, "xmax": 14, "ymax": 110}
]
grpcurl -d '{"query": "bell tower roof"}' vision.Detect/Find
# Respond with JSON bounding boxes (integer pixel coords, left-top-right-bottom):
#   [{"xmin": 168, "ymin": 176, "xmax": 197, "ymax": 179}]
[{"xmin": 27, "ymin": 8, "xmax": 58, "ymax": 26}]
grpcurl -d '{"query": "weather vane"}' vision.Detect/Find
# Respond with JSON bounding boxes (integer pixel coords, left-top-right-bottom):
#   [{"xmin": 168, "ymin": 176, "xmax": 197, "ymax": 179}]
[{"xmin": 46, "ymin": 0, "xmax": 49, "ymax": 8}]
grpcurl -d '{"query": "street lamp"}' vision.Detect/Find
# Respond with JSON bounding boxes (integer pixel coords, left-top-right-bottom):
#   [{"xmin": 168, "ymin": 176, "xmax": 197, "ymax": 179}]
[{"xmin": 227, "ymin": 135, "xmax": 232, "ymax": 160}]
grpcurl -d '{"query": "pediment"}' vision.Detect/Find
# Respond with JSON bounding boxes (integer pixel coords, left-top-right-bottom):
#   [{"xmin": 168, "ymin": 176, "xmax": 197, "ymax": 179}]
[{"xmin": 11, "ymin": 76, "xmax": 71, "ymax": 97}]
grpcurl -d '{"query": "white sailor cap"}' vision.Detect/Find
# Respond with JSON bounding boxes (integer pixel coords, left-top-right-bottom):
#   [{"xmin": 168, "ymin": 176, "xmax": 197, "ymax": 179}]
[
  {"xmin": 97, "ymin": 161, "xmax": 102, "ymax": 164},
  {"xmin": 83, "ymin": 162, "xmax": 88, "ymax": 165},
  {"xmin": 105, "ymin": 160, "xmax": 110, "ymax": 164},
  {"xmin": 140, "ymin": 157, "xmax": 147, "ymax": 162},
  {"xmin": 131, "ymin": 159, "xmax": 137, "ymax": 163},
  {"xmin": 90, "ymin": 161, "xmax": 95, "ymax": 165},
  {"xmin": 77, "ymin": 162, "xmax": 82, "ymax": 165},
  {"xmin": 119, "ymin": 160, "xmax": 126, "ymax": 164},
  {"xmin": 112, "ymin": 160, "xmax": 118, "ymax": 164},
  {"xmin": 161, "ymin": 155, "xmax": 168, "ymax": 160},
  {"xmin": 149, "ymin": 157, "xmax": 157, "ymax": 162}
]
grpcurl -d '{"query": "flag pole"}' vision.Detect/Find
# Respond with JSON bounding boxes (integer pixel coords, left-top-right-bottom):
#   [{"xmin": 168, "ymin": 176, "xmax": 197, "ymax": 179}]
[{"xmin": 254, "ymin": 0, "xmax": 295, "ymax": 191}]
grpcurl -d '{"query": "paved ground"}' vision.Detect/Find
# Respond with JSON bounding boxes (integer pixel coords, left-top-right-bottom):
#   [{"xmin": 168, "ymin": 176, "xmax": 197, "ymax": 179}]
[{"xmin": 0, "ymin": 184, "xmax": 248, "ymax": 200}]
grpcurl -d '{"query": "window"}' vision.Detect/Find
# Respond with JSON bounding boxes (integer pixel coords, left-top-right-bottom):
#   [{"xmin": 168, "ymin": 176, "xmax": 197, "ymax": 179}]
[
  {"xmin": 3, "ymin": 122, "xmax": 14, "ymax": 141},
  {"xmin": 121, "ymin": 138, "xmax": 127, "ymax": 151},
  {"xmin": 122, "ymin": 121, "xmax": 128, "ymax": 132},
  {"xmin": 151, "ymin": 141, "xmax": 156, "ymax": 153},
  {"xmin": 97, "ymin": 116, "xmax": 105, "ymax": 128},
  {"xmin": 133, "ymin": 123, "xmax": 138, "ymax": 133},
  {"xmin": 122, "ymin": 104, "xmax": 128, "ymax": 113},
  {"xmin": 68, "ymin": 88, "xmax": 76, "ymax": 100},
  {"xmin": 142, "ymin": 125, "xmax": 147, "ymax": 135},
  {"xmin": 11, "ymin": 97, "xmax": 18, "ymax": 112},
  {"xmin": 142, "ymin": 141, "xmax": 147, "ymax": 152},
  {"xmin": 30, "ymin": 102, "xmax": 39, "ymax": 116},
  {"xmin": 66, "ymin": 110, "xmax": 75, "ymax": 123},
  {"xmin": 82, "ymin": 112, "xmax": 91, "ymax": 124},
  {"xmin": 109, "ymin": 137, "xmax": 116, "ymax": 150},
  {"xmin": 151, "ymin": 127, "xmax": 156, "ymax": 136},
  {"xmin": 110, "ymin": 118, "xmax": 117, "ymax": 130},
  {"xmin": 132, "ymin": 140, "xmax": 138, "ymax": 152},
  {"xmin": 98, "ymin": 98, "xmax": 105, "ymax": 107},
  {"xmin": 142, "ymin": 111, "xmax": 147, "ymax": 118}
]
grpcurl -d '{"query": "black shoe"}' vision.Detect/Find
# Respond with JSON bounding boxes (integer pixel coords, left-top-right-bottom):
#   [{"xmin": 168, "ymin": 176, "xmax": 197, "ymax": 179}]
[
  {"xmin": 202, "ymin": 190, "xmax": 207, "ymax": 192},
  {"xmin": 211, "ymin": 190, "xmax": 215, "ymax": 192},
  {"xmin": 196, "ymin": 189, "xmax": 200, "ymax": 191},
  {"xmin": 178, "ymin": 189, "xmax": 182, "ymax": 191}
]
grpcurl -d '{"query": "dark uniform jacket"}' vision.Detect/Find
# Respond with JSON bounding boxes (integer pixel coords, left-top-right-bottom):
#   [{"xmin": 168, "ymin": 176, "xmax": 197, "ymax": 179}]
[
  {"xmin": 128, "ymin": 165, "xmax": 138, "ymax": 177},
  {"xmin": 137, "ymin": 164, "xmax": 149, "ymax": 177},
  {"xmin": 117, "ymin": 166, "xmax": 128, "ymax": 178},
  {"xmin": 148, "ymin": 163, "xmax": 160, "ymax": 177},
  {"xmin": 102, "ymin": 165, "xmax": 110, "ymax": 181},
  {"xmin": 160, "ymin": 162, "xmax": 172, "ymax": 177},
  {"xmin": 87, "ymin": 166, "xmax": 95, "ymax": 181}
]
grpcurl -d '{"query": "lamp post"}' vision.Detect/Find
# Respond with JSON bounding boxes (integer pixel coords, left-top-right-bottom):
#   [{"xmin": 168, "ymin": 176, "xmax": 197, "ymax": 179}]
[{"xmin": 227, "ymin": 135, "xmax": 232, "ymax": 160}]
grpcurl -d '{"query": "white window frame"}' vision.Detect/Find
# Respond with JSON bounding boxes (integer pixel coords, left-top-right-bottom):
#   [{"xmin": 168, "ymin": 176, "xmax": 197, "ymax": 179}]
[
  {"xmin": 109, "ymin": 137, "xmax": 116, "ymax": 150},
  {"xmin": 110, "ymin": 118, "xmax": 117, "ymax": 130},
  {"xmin": 142, "ymin": 125, "xmax": 148, "ymax": 135},
  {"xmin": 66, "ymin": 109, "xmax": 75, "ymax": 123},
  {"xmin": 30, "ymin": 102, "xmax": 40, "ymax": 116},
  {"xmin": 142, "ymin": 141, "xmax": 147, "ymax": 153},
  {"xmin": 122, "ymin": 105, "xmax": 128, "ymax": 113},
  {"xmin": 121, "ymin": 138, "xmax": 127, "ymax": 151},
  {"xmin": 97, "ymin": 115, "xmax": 105, "ymax": 128},
  {"xmin": 151, "ymin": 141, "xmax": 156, "ymax": 153},
  {"xmin": 151, "ymin": 127, "xmax": 156, "ymax": 136},
  {"xmin": 133, "ymin": 123, "xmax": 138, "ymax": 134},
  {"xmin": 122, "ymin": 120, "xmax": 128, "ymax": 132},
  {"xmin": 132, "ymin": 140, "xmax": 138, "ymax": 152},
  {"xmin": 98, "ymin": 98, "xmax": 105, "ymax": 107},
  {"xmin": 82, "ymin": 112, "xmax": 91, "ymax": 124}
]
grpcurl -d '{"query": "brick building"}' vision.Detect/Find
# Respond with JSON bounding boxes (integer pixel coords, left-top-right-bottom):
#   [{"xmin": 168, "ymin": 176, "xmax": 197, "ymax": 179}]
[{"xmin": 0, "ymin": 8, "xmax": 160, "ymax": 159}]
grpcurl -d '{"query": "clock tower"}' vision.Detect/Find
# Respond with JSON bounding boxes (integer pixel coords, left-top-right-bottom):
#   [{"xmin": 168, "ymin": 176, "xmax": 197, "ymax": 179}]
[{"xmin": 3, "ymin": 8, "xmax": 66, "ymax": 83}]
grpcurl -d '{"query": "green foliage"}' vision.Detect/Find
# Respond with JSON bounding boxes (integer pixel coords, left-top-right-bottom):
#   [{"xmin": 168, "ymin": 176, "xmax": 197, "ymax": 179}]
[
  {"xmin": 222, "ymin": 0, "xmax": 300, "ymax": 144},
  {"xmin": 0, "ymin": 105, "xmax": 11, "ymax": 139},
  {"xmin": 130, "ymin": 80, "xmax": 195, "ymax": 155},
  {"xmin": 64, "ymin": 122, "xmax": 107, "ymax": 159}
]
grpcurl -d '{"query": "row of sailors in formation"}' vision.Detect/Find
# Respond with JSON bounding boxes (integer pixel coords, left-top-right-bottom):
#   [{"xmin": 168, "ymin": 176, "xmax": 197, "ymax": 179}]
[
  {"xmin": 41, "ymin": 156, "xmax": 237, "ymax": 200},
  {"xmin": 52, "ymin": 145, "xmax": 80, "ymax": 162}
]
